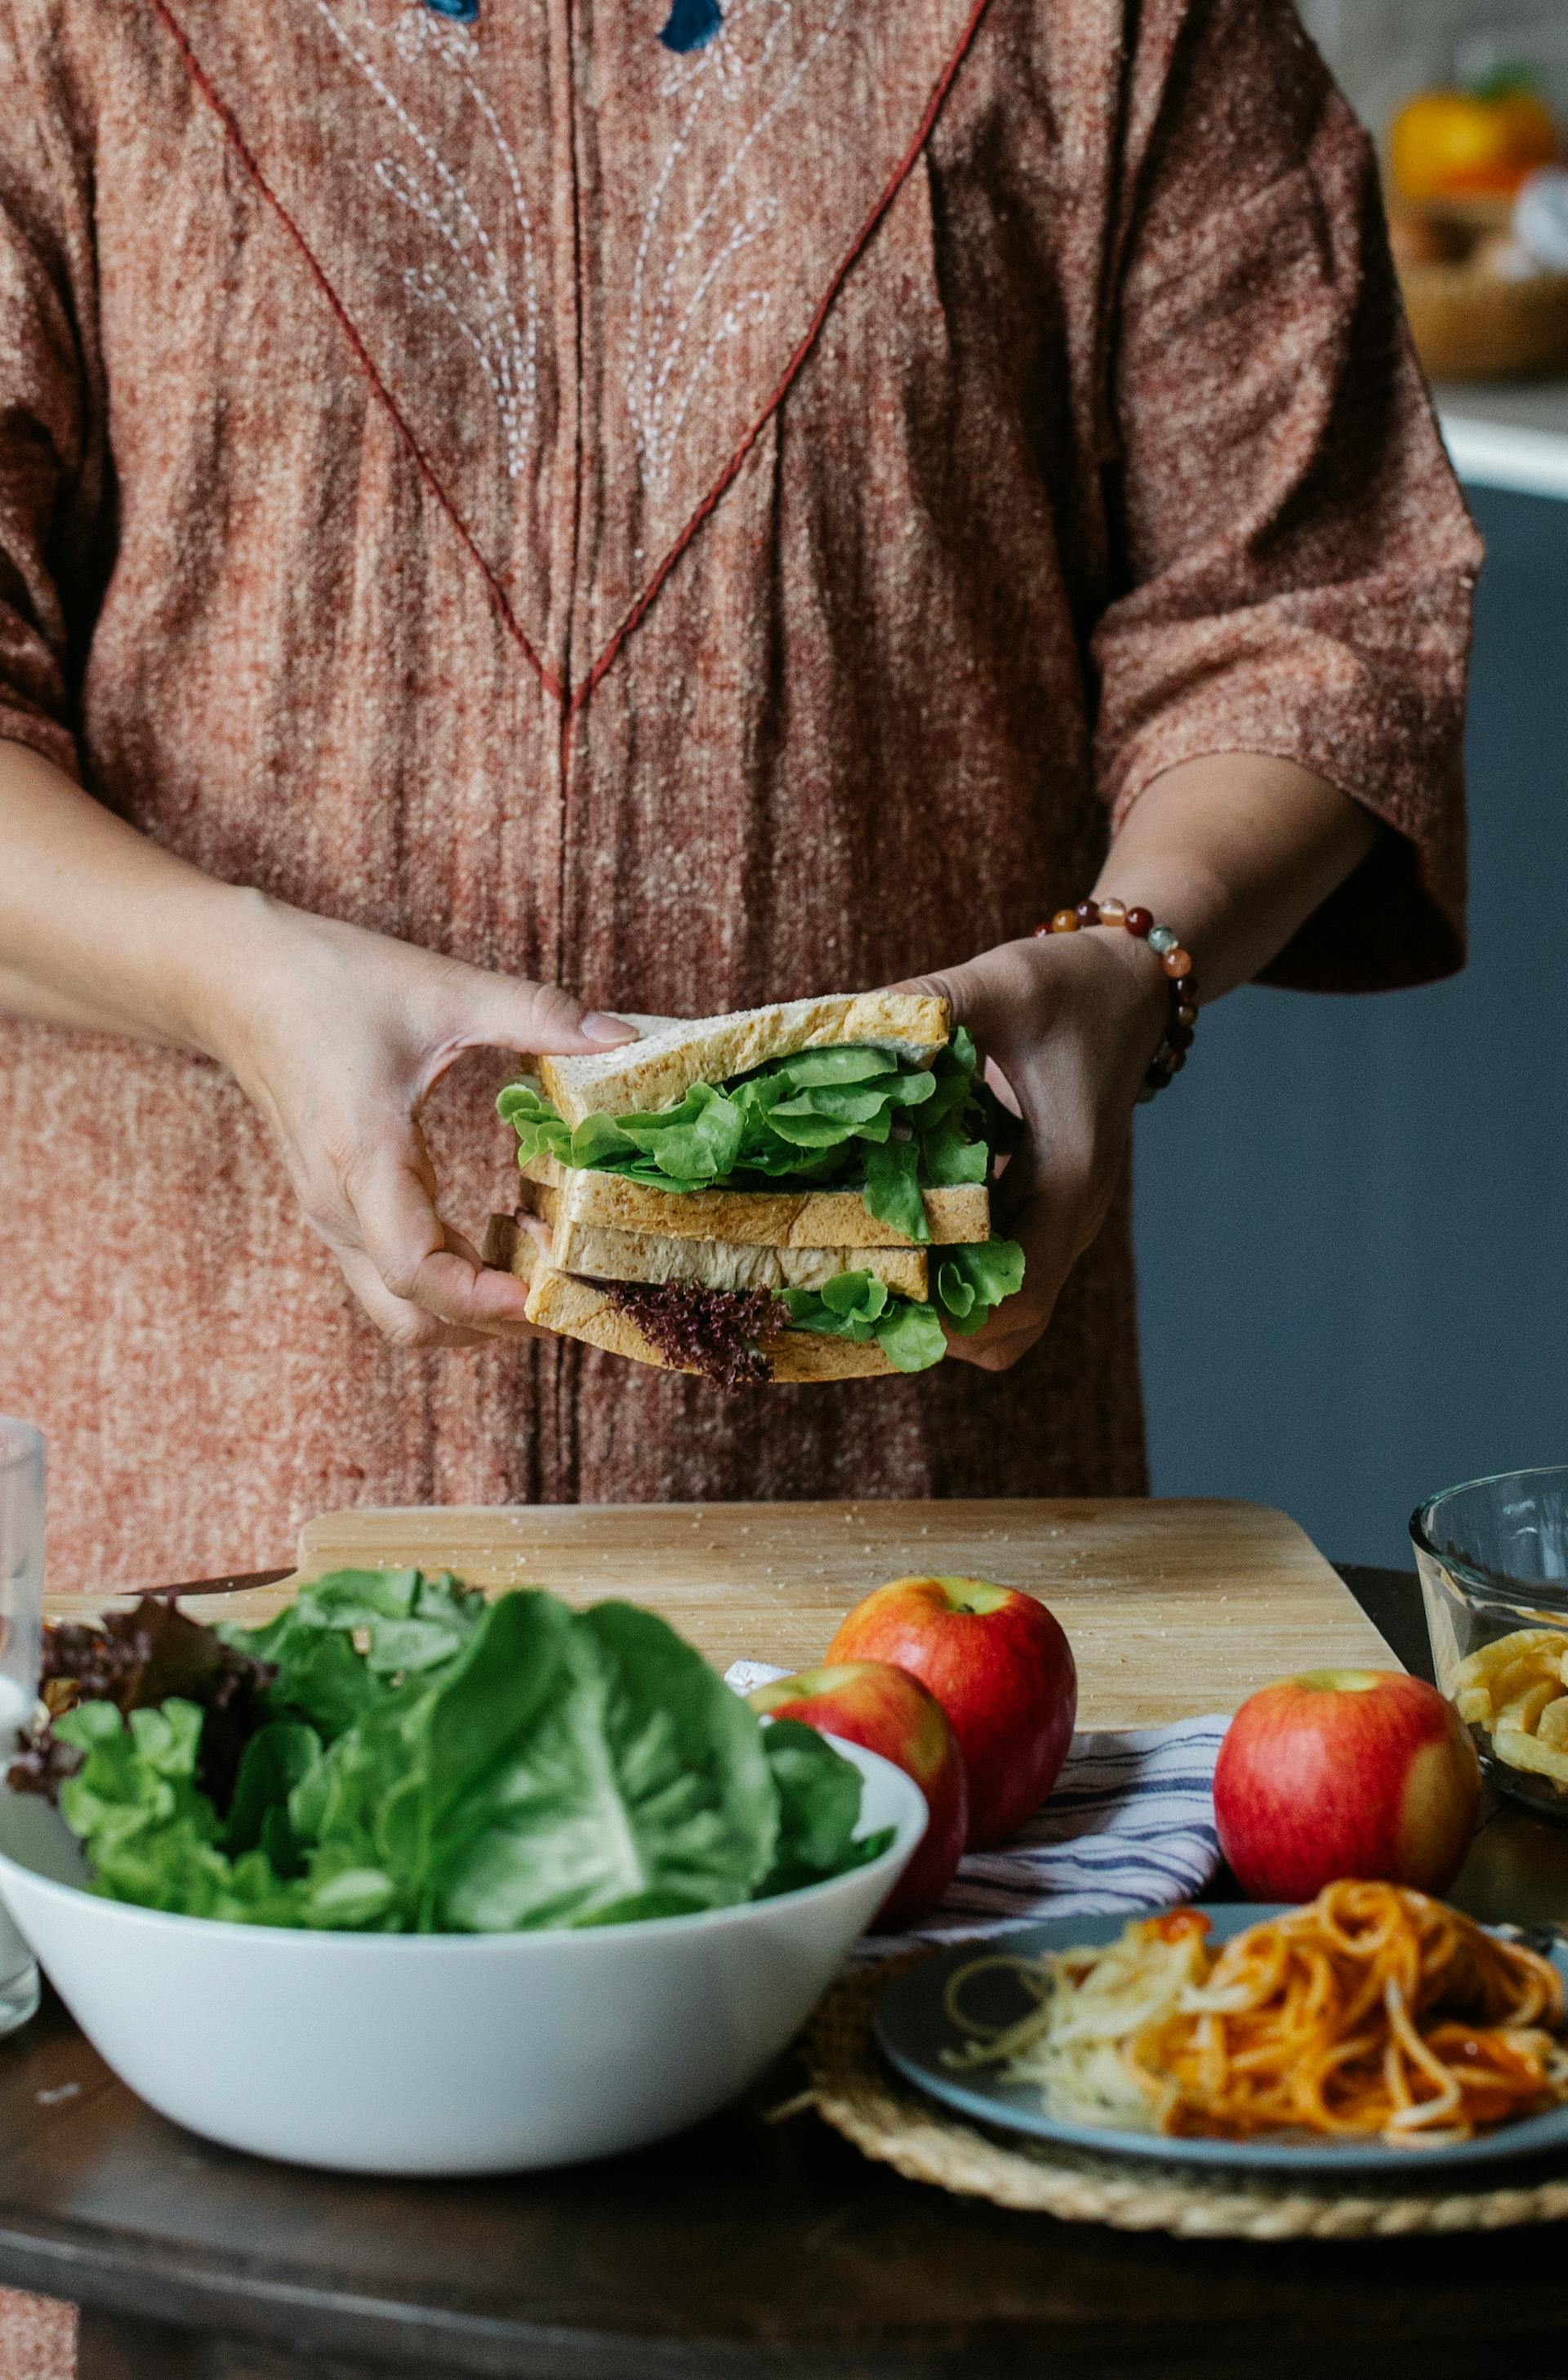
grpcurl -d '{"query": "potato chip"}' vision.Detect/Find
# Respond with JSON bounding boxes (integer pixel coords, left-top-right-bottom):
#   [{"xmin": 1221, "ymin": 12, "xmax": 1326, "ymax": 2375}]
[
  {"xmin": 1453, "ymin": 1629, "xmax": 1561, "ymax": 1688},
  {"xmin": 1497, "ymin": 1678, "xmax": 1561, "ymax": 1733},
  {"xmin": 1493, "ymin": 1725, "xmax": 1568, "ymax": 1787},
  {"xmin": 1490, "ymin": 1655, "xmax": 1553, "ymax": 1709},
  {"xmin": 1447, "ymin": 1628, "xmax": 1568, "ymax": 1785},
  {"xmin": 1538, "ymin": 1696, "xmax": 1568, "ymax": 1750}
]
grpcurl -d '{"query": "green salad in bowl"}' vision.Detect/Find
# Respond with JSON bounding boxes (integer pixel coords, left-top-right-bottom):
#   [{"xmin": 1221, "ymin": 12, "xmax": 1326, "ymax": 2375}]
[
  {"xmin": 0, "ymin": 1571, "xmax": 922, "ymax": 2171},
  {"xmin": 12, "ymin": 1570, "xmax": 892, "ymax": 1932}
]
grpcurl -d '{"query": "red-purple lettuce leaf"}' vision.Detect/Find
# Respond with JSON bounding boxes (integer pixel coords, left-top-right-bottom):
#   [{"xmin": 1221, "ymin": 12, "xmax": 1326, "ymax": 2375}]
[{"xmin": 7, "ymin": 1596, "xmax": 275, "ymax": 1816}]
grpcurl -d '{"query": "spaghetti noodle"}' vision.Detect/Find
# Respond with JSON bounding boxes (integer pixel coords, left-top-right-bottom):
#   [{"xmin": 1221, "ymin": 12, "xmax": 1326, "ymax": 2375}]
[{"xmin": 944, "ymin": 1883, "xmax": 1568, "ymax": 2147}]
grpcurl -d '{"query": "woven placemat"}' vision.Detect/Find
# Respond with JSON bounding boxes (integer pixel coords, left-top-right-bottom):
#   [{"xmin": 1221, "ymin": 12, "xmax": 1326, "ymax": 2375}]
[{"xmin": 800, "ymin": 1950, "xmax": 1568, "ymax": 2240}]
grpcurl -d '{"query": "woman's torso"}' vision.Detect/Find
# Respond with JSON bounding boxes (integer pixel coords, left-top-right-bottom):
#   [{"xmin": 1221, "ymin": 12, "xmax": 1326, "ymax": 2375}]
[{"xmin": 3, "ymin": 0, "xmax": 1159, "ymax": 1583}]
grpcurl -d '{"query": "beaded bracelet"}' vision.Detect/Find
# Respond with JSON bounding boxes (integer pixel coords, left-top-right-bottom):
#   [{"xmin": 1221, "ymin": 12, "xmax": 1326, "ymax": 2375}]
[{"xmin": 1033, "ymin": 898, "xmax": 1197, "ymax": 1102}]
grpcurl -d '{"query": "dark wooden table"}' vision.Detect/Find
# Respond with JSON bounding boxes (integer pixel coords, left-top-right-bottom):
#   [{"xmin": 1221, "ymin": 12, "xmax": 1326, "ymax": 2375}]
[{"xmin": 9, "ymin": 1567, "xmax": 1568, "ymax": 2380}]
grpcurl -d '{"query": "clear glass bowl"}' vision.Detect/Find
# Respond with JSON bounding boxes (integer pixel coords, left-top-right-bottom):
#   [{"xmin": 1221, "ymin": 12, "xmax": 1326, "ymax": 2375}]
[{"xmin": 1413, "ymin": 1465, "xmax": 1568, "ymax": 1819}]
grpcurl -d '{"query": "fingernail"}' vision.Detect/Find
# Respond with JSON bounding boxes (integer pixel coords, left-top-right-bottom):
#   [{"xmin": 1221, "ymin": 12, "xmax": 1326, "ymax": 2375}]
[{"xmin": 581, "ymin": 1012, "xmax": 639, "ymax": 1045}]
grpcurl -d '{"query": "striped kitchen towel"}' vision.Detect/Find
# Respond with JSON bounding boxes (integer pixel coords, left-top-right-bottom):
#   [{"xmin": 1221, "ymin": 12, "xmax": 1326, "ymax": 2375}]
[{"xmin": 725, "ymin": 1660, "xmax": 1227, "ymax": 1948}]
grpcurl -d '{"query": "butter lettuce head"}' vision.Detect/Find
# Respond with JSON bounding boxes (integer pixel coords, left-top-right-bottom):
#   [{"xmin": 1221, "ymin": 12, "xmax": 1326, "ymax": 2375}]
[{"xmin": 497, "ymin": 1028, "xmax": 1018, "ymax": 1242}]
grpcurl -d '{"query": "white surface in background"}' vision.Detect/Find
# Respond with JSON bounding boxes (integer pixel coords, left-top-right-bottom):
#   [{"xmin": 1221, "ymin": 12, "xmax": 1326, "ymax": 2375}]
[{"xmin": 1437, "ymin": 407, "xmax": 1568, "ymax": 499}]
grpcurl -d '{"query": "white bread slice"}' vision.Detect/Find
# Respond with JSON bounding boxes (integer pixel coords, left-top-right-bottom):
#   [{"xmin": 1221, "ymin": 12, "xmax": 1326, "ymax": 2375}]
[
  {"xmin": 539, "ymin": 993, "xmax": 949, "ymax": 1126},
  {"xmin": 549, "ymin": 1218, "xmax": 929, "ymax": 1299},
  {"xmin": 523, "ymin": 1156, "xmax": 990, "ymax": 1249},
  {"xmin": 483, "ymin": 1216, "xmax": 898, "ymax": 1382}
]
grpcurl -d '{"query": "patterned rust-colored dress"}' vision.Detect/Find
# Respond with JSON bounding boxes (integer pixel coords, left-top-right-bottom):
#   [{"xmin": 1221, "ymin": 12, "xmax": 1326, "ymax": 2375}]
[{"xmin": 0, "ymin": 0, "xmax": 1477, "ymax": 1592}]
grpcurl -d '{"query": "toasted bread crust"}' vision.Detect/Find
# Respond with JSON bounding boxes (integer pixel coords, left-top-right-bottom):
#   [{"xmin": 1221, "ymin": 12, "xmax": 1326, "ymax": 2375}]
[
  {"xmin": 521, "ymin": 1155, "xmax": 989, "ymax": 1248},
  {"xmin": 538, "ymin": 993, "xmax": 949, "ymax": 1125},
  {"xmin": 547, "ymin": 1216, "xmax": 929, "ymax": 1298},
  {"xmin": 482, "ymin": 1216, "xmax": 899, "ymax": 1382}
]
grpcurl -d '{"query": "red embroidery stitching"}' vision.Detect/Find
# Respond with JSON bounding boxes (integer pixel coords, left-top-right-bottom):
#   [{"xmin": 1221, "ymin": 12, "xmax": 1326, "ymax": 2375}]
[
  {"xmin": 147, "ymin": 0, "xmax": 992, "ymax": 723},
  {"xmin": 572, "ymin": 0, "xmax": 996, "ymax": 718},
  {"xmin": 149, "ymin": 0, "xmax": 564, "ymax": 705}
]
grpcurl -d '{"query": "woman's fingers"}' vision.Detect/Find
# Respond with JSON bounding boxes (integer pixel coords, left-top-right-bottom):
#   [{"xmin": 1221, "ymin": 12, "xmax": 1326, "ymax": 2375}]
[
  {"xmin": 891, "ymin": 945, "xmax": 1063, "ymax": 1370},
  {"xmin": 889, "ymin": 934, "xmax": 1168, "ymax": 1373},
  {"xmin": 228, "ymin": 911, "xmax": 632, "ymax": 1350},
  {"xmin": 335, "ymin": 1132, "xmax": 542, "ymax": 1338},
  {"xmin": 942, "ymin": 1191, "xmax": 1067, "ymax": 1372},
  {"xmin": 431, "ymin": 959, "xmax": 638, "ymax": 1063},
  {"xmin": 331, "ymin": 1244, "xmax": 497, "ymax": 1353},
  {"xmin": 893, "ymin": 939, "xmax": 1044, "ymax": 1063}
]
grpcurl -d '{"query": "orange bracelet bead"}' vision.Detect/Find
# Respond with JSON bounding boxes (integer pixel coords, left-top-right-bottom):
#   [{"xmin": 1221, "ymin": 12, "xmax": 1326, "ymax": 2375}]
[{"xmin": 1031, "ymin": 898, "xmax": 1197, "ymax": 1099}]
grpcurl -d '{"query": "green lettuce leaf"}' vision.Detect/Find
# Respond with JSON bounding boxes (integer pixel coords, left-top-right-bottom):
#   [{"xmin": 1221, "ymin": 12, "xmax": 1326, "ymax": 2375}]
[
  {"xmin": 52, "ymin": 1584, "xmax": 886, "ymax": 1935},
  {"xmin": 918, "ymin": 1120, "xmax": 991, "ymax": 1188},
  {"xmin": 822, "ymin": 1271, "xmax": 890, "ymax": 1323},
  {"xmin": 611, "ymin": 1081, "xmax": 748, "ymax": 1181},
  {"xmin": 935, "ymin": 1238, "xmax": 1027, "ymax": 1335},
  {"xmin": 758, "ymin": 1720, "xmax": 893, "ymax": 1896},
  {"xmin": 55, "ymin": 1699, "xmax": 315, "ymax": 1923},
  {"xmin": 780, "ymin": 1237, "xmax": 1024, "ymax": 1373},
  {"xmin": 872, "ymin": 1299, "xmax": 950, "ymax": 1371},
  {"xmin": 783, "ymin": 1271, "xmax": 886, "ymax": 1344},
  {"xmin": 766, "ymin": 1048, "xmax": 890, "ymax": 1088},
  {"xmin": 426, "ymin": 1596, "xmax": 780, "ymax": 1932},
  {"xmin": 225, "ymin": 1567, "xmax": 485, "ymax": 1700},
  {"xmin": 862, "ymin": 1138, "xmax": 928, "ymax": 1241},
  {"xmin": 570, "ymin": 1111, "xmax": 639, "ymax": 1168},
  {"xmin": 497, "ymin": 1034, "xmax": 1004, "ymax": 1230},
  {"xmin": 224, "ymin": 1721, "xmax": 322, "ymax": 1861},
  {"xmin": 495, "ymin": 1081, "xmax": 575, "ymax": 1169}
]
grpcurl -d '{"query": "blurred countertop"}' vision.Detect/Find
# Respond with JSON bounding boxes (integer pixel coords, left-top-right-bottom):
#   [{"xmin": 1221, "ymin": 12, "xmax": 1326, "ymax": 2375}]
[{"xmin": 1436, "ymin": 378, "xmax": 1568, "ymax": 501}]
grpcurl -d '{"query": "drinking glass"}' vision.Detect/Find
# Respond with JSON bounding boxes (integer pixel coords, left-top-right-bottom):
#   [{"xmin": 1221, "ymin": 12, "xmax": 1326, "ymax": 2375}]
[{"xmin": 0, "ymin": 1422, "xmax": 44, "ymax": 2031}]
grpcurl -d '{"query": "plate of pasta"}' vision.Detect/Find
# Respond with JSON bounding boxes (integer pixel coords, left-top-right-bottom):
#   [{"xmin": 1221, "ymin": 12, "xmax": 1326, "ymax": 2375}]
[{"xmin": 873, "ymin": 1882, "xmax": 1568, "ymax": 2173}]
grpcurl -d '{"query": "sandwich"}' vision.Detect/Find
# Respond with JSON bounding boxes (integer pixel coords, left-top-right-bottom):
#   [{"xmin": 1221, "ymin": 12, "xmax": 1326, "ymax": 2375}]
[{"xmin": 483, "ymin": 992, "xmax": 1025, "ymax": 1388}]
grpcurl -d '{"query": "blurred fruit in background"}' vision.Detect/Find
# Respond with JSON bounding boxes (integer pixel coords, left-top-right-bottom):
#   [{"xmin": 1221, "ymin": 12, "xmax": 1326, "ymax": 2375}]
[
  {"xmin": 1392, "ymin": 78, "xmax": 1557, "ymax": 203},
  {"xmin": 1387, "ymin": 212, "xmax": 1468, "ymax": 273},
  {"xmin": 1386, "ymin": 69, "xmax": 1568, "ymax": 381}
]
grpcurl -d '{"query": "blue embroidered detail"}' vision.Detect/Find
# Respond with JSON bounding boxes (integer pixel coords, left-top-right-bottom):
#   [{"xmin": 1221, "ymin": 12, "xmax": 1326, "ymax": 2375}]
[
  {"xmin": 659, "ymin": 0, "xmax": 723, "ymax": 54},
  {"xmin": 423, "ymin": 0, "xmax": 479, "ymax": 19}
]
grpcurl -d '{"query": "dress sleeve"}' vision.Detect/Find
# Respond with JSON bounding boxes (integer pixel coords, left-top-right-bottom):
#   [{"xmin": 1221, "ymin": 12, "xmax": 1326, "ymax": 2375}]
[
  {"xmin": 0, "ymin": 3, "xmax": 104, "ymax": 786},
  {"xmin": 1091, "ymin": 0, "xmax": 1482, "ymax": 990}
]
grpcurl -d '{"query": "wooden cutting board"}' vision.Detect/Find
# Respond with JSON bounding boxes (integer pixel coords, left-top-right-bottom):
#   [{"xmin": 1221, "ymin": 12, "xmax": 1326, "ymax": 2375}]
[{"xmin": 147, "ymin": 1499, "xmax": 1395, "ymax": 1731}]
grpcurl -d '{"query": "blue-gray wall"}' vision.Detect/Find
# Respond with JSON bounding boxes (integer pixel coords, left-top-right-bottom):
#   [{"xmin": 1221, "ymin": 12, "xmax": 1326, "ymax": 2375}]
[{"xmin": 1135, "ymin": 485, "xmax": 1568, "ymax": 1568}]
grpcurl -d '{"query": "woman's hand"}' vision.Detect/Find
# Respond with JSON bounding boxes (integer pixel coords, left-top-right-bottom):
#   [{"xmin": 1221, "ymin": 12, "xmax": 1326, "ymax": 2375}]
[
  {"xmin": 0, "ymin": 746, "xmax": 628, "ymax": 1353},
  {"xmin": 902, "ymin": 929, "xmax": 1169, "ymax": 1371},
  {"xmin": 207, "ymin": 896, "xmax": 635, "ymax": 1351}
]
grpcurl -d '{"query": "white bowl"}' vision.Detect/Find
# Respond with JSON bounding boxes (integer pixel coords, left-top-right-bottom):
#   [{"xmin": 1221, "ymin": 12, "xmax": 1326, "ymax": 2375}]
[{"xmin": 0, "ymin": 1736, "xmax": 924, "ymax": 2175}]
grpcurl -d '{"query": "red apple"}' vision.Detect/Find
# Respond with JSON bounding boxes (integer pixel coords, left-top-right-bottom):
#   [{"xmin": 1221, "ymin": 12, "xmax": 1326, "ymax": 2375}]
[
  {"xmin": 747, "ymin": 1660, "xmax": 969, "ymax": 1928},
  {"xmin": 826, "ymin": 1576, "xmax": 1076, "ymax": 1849},
  {"xmin": 1214, "ymin": 1669, "xmax": 1481, "ymax": 1901}
]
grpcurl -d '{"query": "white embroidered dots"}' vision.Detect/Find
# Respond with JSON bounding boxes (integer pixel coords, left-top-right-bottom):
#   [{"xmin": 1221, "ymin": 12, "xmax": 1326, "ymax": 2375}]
[
  {"xmin": 626, "ymin": 0, "xmax": 854, "ymax": 502},
  {"xmin": 311, "ymin": 0, "xmax": 540, "ymax": 479},
  {"xmin": 296, "ymin": 0, "xmax": 859, "ymax": 516}
]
